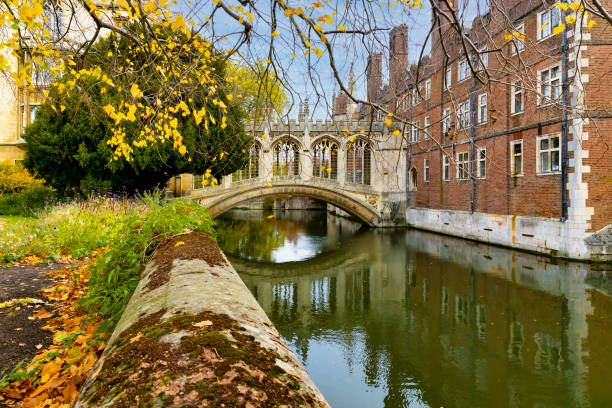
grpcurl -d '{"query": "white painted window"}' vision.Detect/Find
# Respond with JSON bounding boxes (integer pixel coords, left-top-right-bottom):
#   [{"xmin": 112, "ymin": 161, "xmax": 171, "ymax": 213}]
[
  {"xmin": 443, "ymin": 108, "xmax": 451, "ymax": 133},
  {"xmin": 445, "ymin": 66, "xmax": 452, "ymax": 90},
  {"xmin": 513, "ymin": 23, "xmax": 525, "ymax": 54},
  {"xmin": 457, "ymin": 100, "xmax": 470, "ymax": 130},
  {"xmin": 538, "ymin": 7, "xmax": 561, "ymax": 40},
  {"xmin": 443, "ymin": 154, "xmax": 450, "ymax": 181},
  {"xmin": 424, "ymin": 79, "xmax": 431, "ymax": 99},
  {"xmin": 511, "ymin": 80, "xmax": 523, "ymax": 114},
  {"xmin": 424, "ymin": 158, "xmax": 430, "ymax": 182},
  {"xmin": 411, "ymin": 120, "xmax": 420, "ymax": 143},
  {"xmin": 477, "ymin": 147, "xmax": 486, "ymax": 178},
  {"xmin": 458, "ymin": 59, "xmax": 470, "ymax": 82},
  {"xmin": 424, "ymin": 116, "xmax": 430, "ymax": 140},
  {"xmin": 510, "ymin": 140, "xmax": 523, "ymax": 175},
  {"xmin": 539, "ymin": 65, "xmax": 561, "ymax": 105},
  {"xmin": 537, "ymin": 134, "xmax": 561, "ymax": 173},
  {"xmin": 456, "ymin": 151, "xmax": 470, "ymax": 180},
  {"xmin": 478, "ymin": 93, "xmax": 487, "ymax": 124},
  {"xmin": 412, "ymin": 88, "xmax": 421, "ymax": 106},
  {"xmin": 479, "ymin": 47, "xmax": 488, "ymax": 68}
]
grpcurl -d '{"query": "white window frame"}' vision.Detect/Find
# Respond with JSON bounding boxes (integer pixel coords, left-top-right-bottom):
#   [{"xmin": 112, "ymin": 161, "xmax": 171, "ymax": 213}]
[
  {"xmin": 445, "ymin": 66, "xmax": 452, "ymax": 90},
  {"xmin": 424, "ymin": 116, "xmax": 430, "ymax": 140},
  {"xmin": 424, "ymin": 158, "xmax": 430, "ymax": 182},
  {"xmin": 457, "ymin": 59, "xmax": 470, "ymax": 83},
  {"xmin": 411, "ymin": 120, "xmax": 420, "ymax": 143},
  {"xmin": 443, "ymin": 154, "xmax": 450, "ymax": 181},
  {"xmin": 456, "ymin": 151, "xmax": 470, "ymax": 180},
  {"xmin": 511, "ymin": 80, "xmax": 524, "ymax": 115},
  {"xmin": 457, "ymin": 100, "xmax": 470, "ymax": 130},
  {"xmin": 424, "ymin": 79, "xmax": 431, "ymax": 99},
  {"xmin": 538, "ymin": 64, "xmax": 561, "ymax": 106},
  {"xmin": 478, "ymin": 93, "xmax": 487, "ymax": 124},
  {"xmin": 513, "ymin": 23, "xmax": 525, "ymax": 54},
  {"xmin": 510, "ymin": 139, "xmax": 523, "ymax": 176},
  {"xmin": 477, "ymin": 147, "xmax": 486, "ymax": 179},
  {"xmin": 443, "ymin": 108, "xmax": 451, "ymax": 133},
  {"xmin": 479, "ymin": 47, "xmax": 488, "ymax": 68},
  {"xmin": 536, "ymin": 134, "xmax": 561, "ymax": 174},
  {"xmin": 538, "ymin": 7, "xmax": 562, "ymax": 41}
]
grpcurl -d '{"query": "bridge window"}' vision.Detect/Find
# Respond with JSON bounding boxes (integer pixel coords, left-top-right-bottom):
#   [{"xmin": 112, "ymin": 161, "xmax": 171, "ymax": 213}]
[
  {"xmin": 273, "ymin": 140, "xmax": 300, "ymax": 177},
  {"xmin": 313, "ymin": 139, "xmax": 338, "ymax": 180},
  {"xmin": 233, "ymin": 144, "xmax": 260, "ymax": 182},
  {"xmin": 346, "ymin": 139, "xmax": 371, "ymax": 185}
]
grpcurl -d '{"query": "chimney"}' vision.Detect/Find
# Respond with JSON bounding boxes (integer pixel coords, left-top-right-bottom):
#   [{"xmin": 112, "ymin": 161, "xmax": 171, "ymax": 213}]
[
  {"xmin": 366, "ymin": 53, "xmax": 382, "ymax": 104},
  {"xmin": 431, "ymin": 0, "xmax": 456, "ymax": 68},
  {"xmin": 389, "ymin": 25, "xmax": 408, "ymax": 97}
]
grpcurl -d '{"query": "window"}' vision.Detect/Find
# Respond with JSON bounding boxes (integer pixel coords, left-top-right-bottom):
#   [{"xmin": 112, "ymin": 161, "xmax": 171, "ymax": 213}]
[
  {"xmin": 445, "ymin": 66, "xmax": 452, "ymax": 90},
  {"xmin": 478, "ymin": 93, "xmax": 487, "ymax": 124},
  {"xmin": 456, "ymin": 151, "xmax": 470, "ymax": 180},
  {"xmin": 443, "ymin": 155, "xmax": 450, "ymax": 181},
  {"xmin": 273, "ymin": 139, "xmax": 300, "ymax": 177},
  {"xmin": 401, "ymin": 94, "xmax": 409, "ymax": 111},
  {"xmin": 313, "ymin": 139, "xmax": 338, "ymax": 180},
  {"xmin": 539, "ymin": 65, "xmax": 561, "ymax": 105},
  {"xmin": 409, "ymin": 167, "xmax": 418, "ymax": 191},
  {"xmin": 443, "ymin": 108, "xmax": 451, "ymax": 133},
  {"xmin": 411, "ymin": 120, "xmax": 420, "ymax": 143},
  {"xmin": 537, "ymin": 134, "xmax": 561, "ymax": 173},
  {"xmin": 477, "ymin": 148, "xmax": 486, "ymax": 178},
  {"xmin": 458, "ymin": 59, "xmax": 470, "ymax": 82},
  {"xmin": 457, "ymin": 101, "xmax": 470, "ymax": 130},
  {"xmin": 424, "ymin": 79, "xmax": 431, "ymax": 99},
  {"xmin": 538, "ymin": 7, "xmax": 561, "ymax": 40},
  {"xmin": 424, "ymin": 158, "xmax": 430, "ymax": 182},
  {"xmin": 424, "ymin": 116, "xmax": 430, "ymax": 140},
  {"xmin": 412, "ymin": 87, "xmax": 421, "ymax": 106},
  {"xmin": 479, "ymin": 47, "xmax": 488, "ymax": 68},
  {"xmin": 513, "ymin": 23, "xmax": 525, "ymax": 53},
  {"xmin": 43, "ymin": 0, "xmax": 63, "ymax": 40},
  {"xmin": 346, "ymin": 139, "xmax": 371, "ymax": 185},
  {"xmin": 510, "ymin": 140, "xmax": 523, "ymax": 175},
  {"xmin": 512, "ymin": 80, "xmax": 523, "ymax": 114}
]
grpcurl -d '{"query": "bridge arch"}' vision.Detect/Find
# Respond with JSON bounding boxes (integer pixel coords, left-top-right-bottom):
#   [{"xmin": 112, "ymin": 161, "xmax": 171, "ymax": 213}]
[{"xmin": 201, "ymin": 182, "xmax": 380, "ymax": 226}]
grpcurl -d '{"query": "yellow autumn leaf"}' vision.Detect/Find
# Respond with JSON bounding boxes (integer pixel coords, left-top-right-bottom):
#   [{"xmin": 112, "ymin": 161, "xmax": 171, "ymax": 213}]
[
  {"xmin": 267, "ymin": 214, "xmax": 275, "ymax": 219},
  {"xmin": 393, "ymin": 129, "xmax": 401, "ymax": 136},
  {"xmin": 178, "ymin": 145, "xmax": 187, "ymax": 155},
  {"xmin": 552, "ymin": 23, "xmax": 566, "ymax": 35},
  {"xmin": 130, "ymin": 83, "xmax": 143, "ymax": 98},
  {"xmin": 588, "ymin": 19, "xmax": 596, "ymax": 28},
  {"xmin": 338, "ymin": 25, "xmax": 346, "ymax": 31},
  {"xmin": 385, "ymin": 118, "xmax": 392, "ymax": 126},
  {"xmin": 272, "ymin": 30, "xmax": 279, "ymax": 37},
  {"xmin": 174, "ymin": 241, "xmax": 185, "ymax": 247}
]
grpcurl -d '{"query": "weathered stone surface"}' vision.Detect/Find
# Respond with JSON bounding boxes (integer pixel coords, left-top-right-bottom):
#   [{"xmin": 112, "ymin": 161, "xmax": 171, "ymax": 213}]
[{"xmin": 75, "ymin": 231, "xmax": 329, "ymax": 407}]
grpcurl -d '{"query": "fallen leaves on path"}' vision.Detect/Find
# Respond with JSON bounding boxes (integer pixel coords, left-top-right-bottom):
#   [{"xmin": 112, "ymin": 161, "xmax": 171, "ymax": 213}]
[{"xmin": 0, "ymin": 251, "xmax": 109, "ymax": 408}]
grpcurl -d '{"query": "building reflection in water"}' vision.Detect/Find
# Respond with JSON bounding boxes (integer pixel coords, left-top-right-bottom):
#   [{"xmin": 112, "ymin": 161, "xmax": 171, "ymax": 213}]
[{"xmin": 219, "ymin": 211, "xmax": 612, "ymax": 408}]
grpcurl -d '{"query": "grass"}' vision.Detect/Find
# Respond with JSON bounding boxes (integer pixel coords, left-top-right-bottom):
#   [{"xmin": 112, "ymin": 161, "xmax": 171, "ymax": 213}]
[
  {"xmin": 0, "ymin": 215, "xmax": 35, "ymax": 224},
  {"xmin": 0, "ymin": 191, "xmax": 215, "ymax": 334}
]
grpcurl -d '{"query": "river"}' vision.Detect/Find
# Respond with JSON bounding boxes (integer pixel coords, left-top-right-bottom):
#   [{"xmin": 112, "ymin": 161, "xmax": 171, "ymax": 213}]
[{"xmin": 216, "ymin": 209, "xmax": 612, "ymax": 408}]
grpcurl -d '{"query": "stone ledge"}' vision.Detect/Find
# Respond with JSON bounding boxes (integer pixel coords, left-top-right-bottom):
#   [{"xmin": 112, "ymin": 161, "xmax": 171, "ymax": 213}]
[{"xmin": 75, "ymin": 231, "xmax": 329, "ymax": 407}]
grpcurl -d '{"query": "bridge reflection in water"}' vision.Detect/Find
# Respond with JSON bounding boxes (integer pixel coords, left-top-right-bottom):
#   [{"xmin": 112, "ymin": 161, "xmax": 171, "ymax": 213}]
[{"xmin": 216, "ymin": 210, "xmax": 612, "ymax": 408}]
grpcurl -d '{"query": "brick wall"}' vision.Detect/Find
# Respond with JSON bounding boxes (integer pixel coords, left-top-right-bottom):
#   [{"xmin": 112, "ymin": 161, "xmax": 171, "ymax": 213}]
[{"xmin": 387, "ymin": 1, "xmax": 612, "ymax": 232}]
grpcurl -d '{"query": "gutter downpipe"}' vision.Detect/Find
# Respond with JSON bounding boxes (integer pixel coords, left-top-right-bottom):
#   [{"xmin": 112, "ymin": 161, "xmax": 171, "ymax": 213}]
[
  {"xmin": 406, "ymin": 83, "xmax": 414, "ymax": 208},
  {"xmin": 560, "ymin": 12, "xmax": 569, "ymax": 221},
  {"xmin": 470, "ymin": 51, "xmax": 477, "ymax": 213}
]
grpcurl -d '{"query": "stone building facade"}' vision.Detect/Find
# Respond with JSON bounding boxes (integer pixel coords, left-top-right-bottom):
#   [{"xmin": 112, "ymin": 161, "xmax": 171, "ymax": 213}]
[{"xmin": 365, "ymin": 1, "xmax": 612, "ymax": 260}]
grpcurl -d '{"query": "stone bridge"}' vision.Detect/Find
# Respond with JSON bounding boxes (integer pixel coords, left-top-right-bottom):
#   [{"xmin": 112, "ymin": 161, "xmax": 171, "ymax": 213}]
[{"xmin": 179, "ymin": 118, "xmax": 409, "ymax": 227}]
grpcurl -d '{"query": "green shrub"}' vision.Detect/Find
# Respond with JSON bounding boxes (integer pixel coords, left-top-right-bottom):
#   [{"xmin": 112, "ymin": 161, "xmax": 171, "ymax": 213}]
[
  {"xmin": 0, "ymin": 186, "xmax": 57, "ymax": 216},
  {"xmin": 0, "ymin": 162, "xmax": 41, "ymax": 195}
]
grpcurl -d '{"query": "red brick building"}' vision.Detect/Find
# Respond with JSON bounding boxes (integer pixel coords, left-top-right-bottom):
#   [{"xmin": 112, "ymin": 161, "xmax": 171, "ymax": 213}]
[{"xmin": 365, "ymin": 1, "xmax": 612, "ymax": 260}]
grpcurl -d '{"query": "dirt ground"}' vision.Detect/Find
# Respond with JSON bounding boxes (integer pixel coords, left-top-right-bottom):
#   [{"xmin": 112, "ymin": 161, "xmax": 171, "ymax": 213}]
[{"xmin": 0, "ymin": 264, "xmax": 62, "ymax": 377}]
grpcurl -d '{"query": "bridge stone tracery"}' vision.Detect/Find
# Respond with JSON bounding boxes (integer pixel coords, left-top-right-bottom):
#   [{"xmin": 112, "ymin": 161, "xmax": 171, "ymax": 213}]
[{"xmin": 184, "ymin": 119, "xmax": 408, "ymax": 227}]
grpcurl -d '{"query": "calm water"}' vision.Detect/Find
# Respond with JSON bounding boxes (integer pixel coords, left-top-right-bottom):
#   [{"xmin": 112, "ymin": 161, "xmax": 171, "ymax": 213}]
[{"xmin": 216, "ymin": 209, "xmax": 612, "ymax": 408}]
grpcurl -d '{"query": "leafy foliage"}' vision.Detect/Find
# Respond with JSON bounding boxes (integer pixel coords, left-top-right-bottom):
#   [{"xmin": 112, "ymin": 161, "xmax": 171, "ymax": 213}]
[
  {"xmin": 23, "ymin": 33, "xmax": 249, "ymax": 195},
  {"xmin": 0, "ymin": 162, "xmax": 42, "ymax": 195},
  {"xmin": 0, "ymin": 185, "xmax": 56, "ymax": 217}
]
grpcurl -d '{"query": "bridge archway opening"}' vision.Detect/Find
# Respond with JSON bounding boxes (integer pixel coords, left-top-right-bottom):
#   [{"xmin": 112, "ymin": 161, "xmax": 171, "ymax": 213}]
[
  {"xmin": 204, "ymin": 184, "xmax": 380, "ymax": 227},
  {"xmin": 312, "ymin": 138, "xmax": 338, "ymax": 180},
  {"xmin": 346, "ymin": 138, "xmax": 371, "ymax": 185},
  {"xmin": 272, "ymin": 138, "xmax": 300, "ymax": 177}
]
